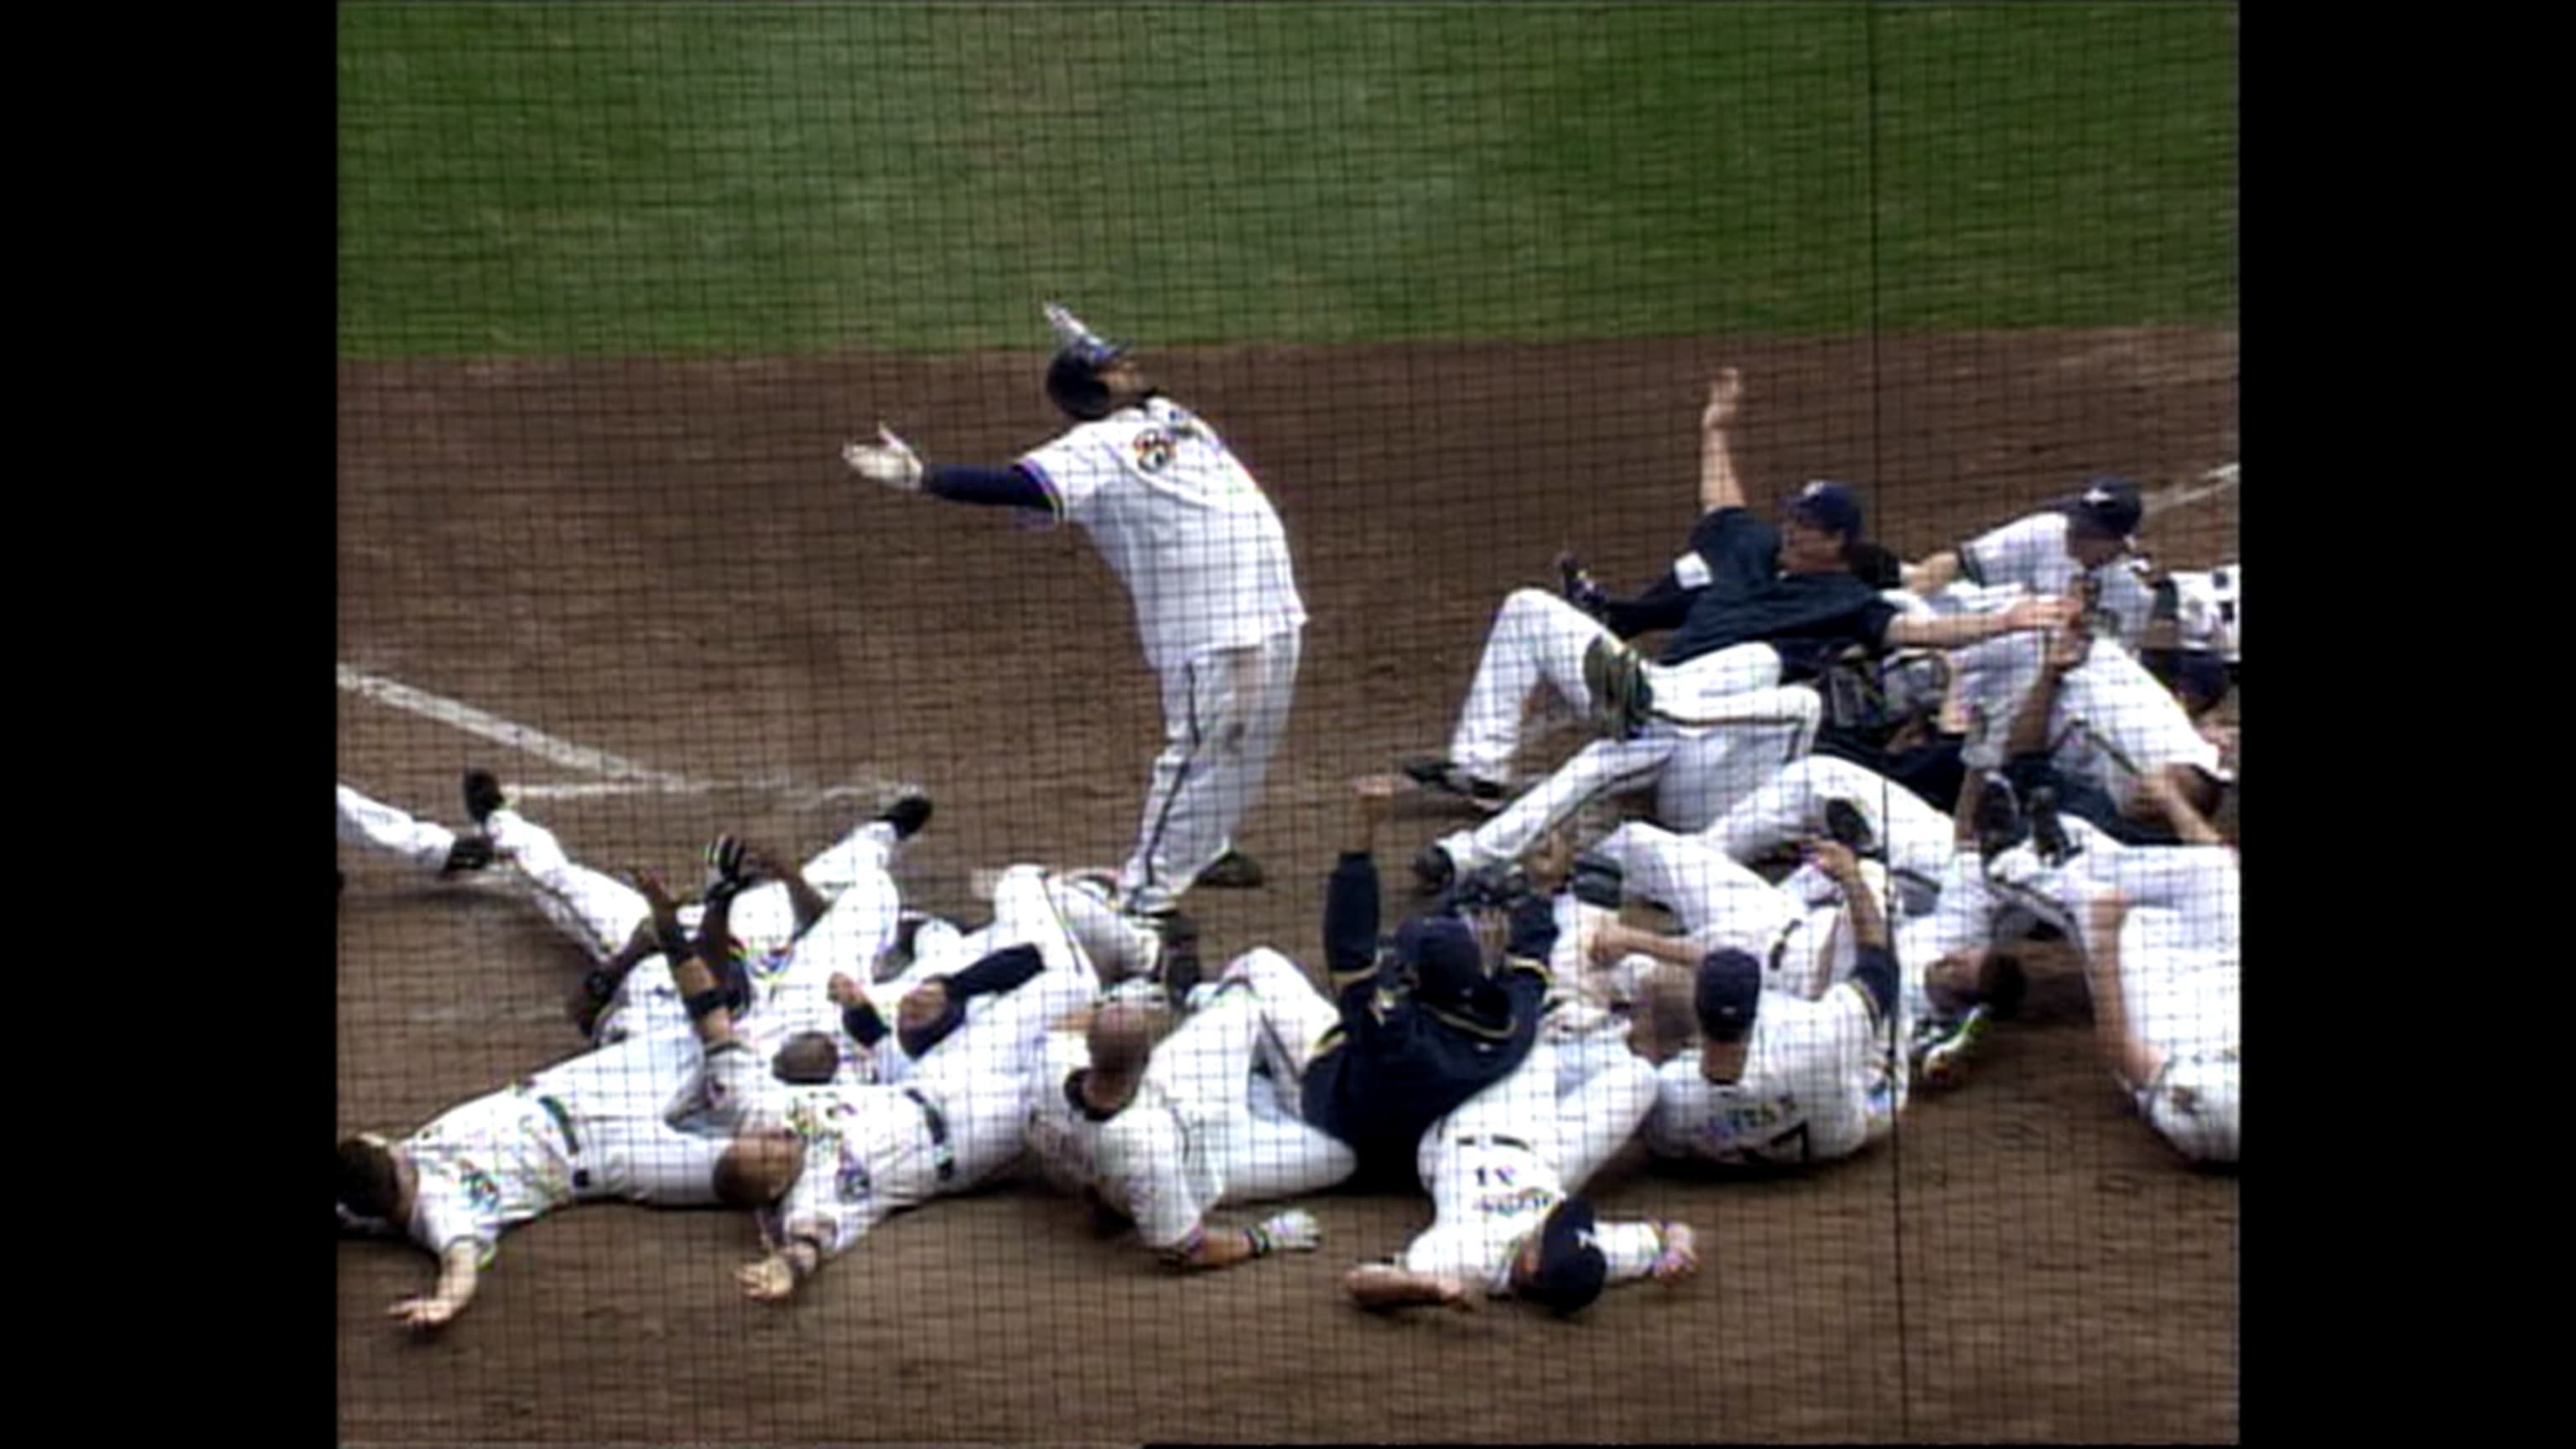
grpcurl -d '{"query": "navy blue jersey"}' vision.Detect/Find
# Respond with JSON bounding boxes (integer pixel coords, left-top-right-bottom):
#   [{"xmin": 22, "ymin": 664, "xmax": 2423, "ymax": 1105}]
[
  {"xmin": 1300, "ymin": 852, "xmax": 1550, "ymax": 1182},
  {"xmin": 1655, "ymin": 509, "xmax": 1899, "ymax": 678}
]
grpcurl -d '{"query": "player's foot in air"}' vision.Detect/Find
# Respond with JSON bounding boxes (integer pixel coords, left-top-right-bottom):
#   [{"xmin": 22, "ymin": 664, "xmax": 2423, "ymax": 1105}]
[
  {"xmin": 461, "ymin": 768, "xmax": 507, "ymax": 827},
  {"xmin": 2027, "ymin": 787, "xmax": 2078, "ymax": 869},
  {"xmin": 877, "ymin": 794, "xmax": 935, "ymax": 841},
  {"xmin": 1400, "ymin": 758, "xmax": 1508, "ymax": 813},
  {"xmin": 1915, "ymin": 1005, "xmax": 1995, "ymax": 1088},
  {"xmin": 1197, "ymin": 848, "xmax": 1265, "ymax": 889},
  {"xmin": 1412, "ymin": 843, "xmax": 1458, "ymax": 897},
  {"xmin": 1822, "ymin": 797, "xmax": 1878, "ymax": 857}
]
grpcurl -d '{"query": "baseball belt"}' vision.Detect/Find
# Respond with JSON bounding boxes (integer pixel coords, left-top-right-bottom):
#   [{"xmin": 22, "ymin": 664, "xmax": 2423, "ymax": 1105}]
[{"xmin": 1452, "ymin": 1134, "xmax": 1534, "ymax": 1154}]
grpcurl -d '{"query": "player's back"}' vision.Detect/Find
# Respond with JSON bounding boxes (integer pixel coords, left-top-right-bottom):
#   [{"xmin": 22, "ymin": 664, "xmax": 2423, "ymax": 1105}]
[
  {"xmin": 1019, "ymin": 397, "xmax": 1305, "ymax": 666},
  {"xmin": 402, "ymin": 1085, "xmax": 583, "ymax": 1250},
  {"xmin": 1647, "ymin": 989, "xmax": 1878, "ymax": 1166}
]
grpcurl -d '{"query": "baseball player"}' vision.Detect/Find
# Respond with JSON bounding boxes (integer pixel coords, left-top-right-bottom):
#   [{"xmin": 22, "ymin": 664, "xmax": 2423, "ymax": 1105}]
[
  {"xmin": 1297, "ymin": 778, "xmax": 1561, "ymax": 1186},
  {"xmin": 1340, "ymin": 1031, "xmax": 1696, "ymax": 1316},
  {"xmin": 1581, "ymin": 840, "xmax": 1909, "ymax": 1169},
  {"xmin": 642, "ymin": 873, "xmax": 1093, "ymax": 1300},
  {"xmin": 1406, "ymin": 370, "xmax": 2075, "ymax": 889},
  {"xmin": 842, "ymin": 303, "xmax": 1305, "ymax": 920},
  {"xmin": 335, "ymin": 1021, "xmax": 803, "ymax": 1332},
  {"xmin": 340, "ymin": 770, "xmax": 929, "ymax": 1053},
  {"xmin": 2065, "ymin": 862, "xmax": 2240, "ymax": 1165},
  {"xmin": 1902, "ymin": 476, "xmax": 2160, "ymax": 649},
  {"xmin": 1021, "ymin": 953, "xmax": 1358, "ymax": 1272},
  {"xmin": 1981, "ymin": 623, "xmax": 2231, "ymax": 847}
]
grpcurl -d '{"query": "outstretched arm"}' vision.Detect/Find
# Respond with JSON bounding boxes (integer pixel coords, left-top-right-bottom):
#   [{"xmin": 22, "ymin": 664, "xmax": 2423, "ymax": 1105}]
[
  {"xmin": 389, "ymin": 1242, "xmax": 481, "ymax": 1332},
  {"xmin": 1344, "ymin": 1264, "xmax": 1478, "ymax": 1311},
  {"xmin": 1324, "ymin": 782, "xmax": 1394, "ymax": 984},
  {"xmin": 1697, "ymin": 369, "xmax": 1747, "ymax": 515},
  {"xmin": 1882, "ymin": 595, "xmax": 2080, "ymax": 652},
  {"xmin": 843, "ymin": 427, "xmax": 1052, "ymax": 510},
  {"xmin": 1164, "ymin": 1210, "xmax": 1325, "ymax": 1274}
]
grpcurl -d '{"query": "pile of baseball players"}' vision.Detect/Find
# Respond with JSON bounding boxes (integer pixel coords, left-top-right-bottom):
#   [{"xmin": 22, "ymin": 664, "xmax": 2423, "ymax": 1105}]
[{"xmin": 338, "ymin": 307, "xmax": 2240, "ymax": 1332}]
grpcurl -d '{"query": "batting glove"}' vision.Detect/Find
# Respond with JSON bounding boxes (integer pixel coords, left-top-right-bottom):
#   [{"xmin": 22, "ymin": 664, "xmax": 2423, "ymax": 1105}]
[
  {"xmin": 703, "ymin": 835, "xmax": 756, "ymax": 901},
  {"xmin": 1246, "ymin": 1209, "xmax": 1322, "ymax": 1256},
  {"xmin": 843, "ymin": 424, "xmax": 924, "ymax": 491}
]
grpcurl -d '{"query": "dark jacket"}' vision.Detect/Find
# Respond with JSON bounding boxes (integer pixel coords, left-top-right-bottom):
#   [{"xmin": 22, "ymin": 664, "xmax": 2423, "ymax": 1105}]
[{"xmin": 1298, "ymin": 851, "xmax": 1555, "ymax": 1183}]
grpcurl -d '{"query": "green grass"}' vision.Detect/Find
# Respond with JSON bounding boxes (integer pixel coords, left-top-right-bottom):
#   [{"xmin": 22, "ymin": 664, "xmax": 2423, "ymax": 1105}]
[{"xmin": 338, "ymin": 3, "xmax": 2236, "ymax": 358}]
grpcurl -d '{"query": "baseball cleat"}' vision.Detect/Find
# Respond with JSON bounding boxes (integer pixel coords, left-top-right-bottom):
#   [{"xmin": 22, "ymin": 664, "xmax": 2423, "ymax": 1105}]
[
  {"xmin": 1916, "ymin": 1005, "xmax": 1994, "ymax": 1088},
  {"xmin": 1971, "ymin": 772, "xmax": 2027, "ymax": 860},
  {"xmin": 439, "ymin": 834, "xmax": 496, "ymax": 875},
  {"xmin": 2026, "ymin": 787, "xmax": 2079, "ymax": 869},
  {"xmin": 877, "ymin": 794, "xmax": 934, "ymax": 842},
  {"xmin": 1196, "ymin": 849, "xmax": 1265, "ymax": 890},
  {"xmin": 1400, "ymin": 758, "xmax": 1508, "ymax": 812},
  {"xmin": 1149, "ymin": 911, "xmax": 1204, "ymax": 1002},
  {"xmin": 1822, "ymin": 797, "xmax": 1879, "ymax": 856},
  {"xmin": 1412, "ymin": 843, "xmax": 1459, "ymax": 897},
  {"xmin": 460, "ymin": 768, "xmax": 506, "ymax": 826}
]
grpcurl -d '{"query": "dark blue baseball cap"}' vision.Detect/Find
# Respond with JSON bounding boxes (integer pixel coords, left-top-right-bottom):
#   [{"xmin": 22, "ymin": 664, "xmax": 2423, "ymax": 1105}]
[
  {"xmin": 1695, "ymin": 948, "xmax": 1763, "ymax": 1042},
  {"xmin": 1394, "ymin": 914, "xmax": 1486, "ymax": 1006},
  {"xmin": 1521, "ymin": 1197, "xmax": 1608, "ymax": 1316},
  {"xmin": 1784, "ymin": 479, "xmax": 1865, "ymax": 541},
  {"xmin": 2063, "ymin": 475, "xmax": 2143, "ymax": 542}
]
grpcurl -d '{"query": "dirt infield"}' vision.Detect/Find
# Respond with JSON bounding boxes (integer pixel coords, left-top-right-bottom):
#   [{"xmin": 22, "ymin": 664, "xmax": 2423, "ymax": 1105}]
[{"xmin": 336, "ymin": 330, "xmax": 2238, "ymax": 1444}]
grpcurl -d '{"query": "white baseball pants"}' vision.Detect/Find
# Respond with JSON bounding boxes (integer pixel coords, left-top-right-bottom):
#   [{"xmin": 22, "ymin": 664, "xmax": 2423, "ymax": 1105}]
[
  {"xmin": 1436, "ymin": 590, "xmax": 1817, "ymax": 870},
  {"xmin": 1147, "ymin": 950, "xmax": 1358, "ymax": 1202},
  {"xmin": 336, "ymin": 784, "xmax": 459, "ymax": 874},
  {"xmin": 899, "ymin": 865, "xmax": 1102, "ymax": 1187},
  {"xmin": 1122, "ymin": 626, "xmax": 1302, "ymax": 916},
  {"xmin": 1703, "ymin": 755, "xmax": 1958, "ymax": 916}
]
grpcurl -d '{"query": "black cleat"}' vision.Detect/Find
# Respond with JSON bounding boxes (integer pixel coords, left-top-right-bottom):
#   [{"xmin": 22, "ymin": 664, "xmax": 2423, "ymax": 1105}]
[
  {"xmin": 440, "ymin": 834, "xmax": 496, "ymax": 875},
  {"xmin": 877, "ymin": 794, "xmax": 934, "ymax": 842},
  {"xmin": 1400, "ymin": 758, "xmax": 1508, "ymax": 812},
  {"xmin": 460, "ymin": 769, "xmax": 506, "ymax": 826},
  {"xmin": 1412, "ymin": 842, "xmax": 1458, "ymax": 897},
  {"xmin": 2027, "ymin": 787, "xmax": 2078, "ymax": 869},
  {"xmin": 1822, "ymin": 798, "xmax": 1879, "ymax": 856},
  {"xmin": 1197, "ymin": 849, "xmax": 1265, "ymax": 890},
  {"xmin": 1972, "ymin": 772, "xmax": 2027, "ymax": 861},
  {"xmin": 1151, "ymin": 912, "xmax": 1204, "ymax": 1001}
]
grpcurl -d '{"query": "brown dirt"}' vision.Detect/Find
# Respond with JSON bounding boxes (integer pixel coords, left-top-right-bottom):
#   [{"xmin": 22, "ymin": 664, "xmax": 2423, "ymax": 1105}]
[{"xmin": 337, "ymin": 330, "xmax": 2238, "ymax": 1444}]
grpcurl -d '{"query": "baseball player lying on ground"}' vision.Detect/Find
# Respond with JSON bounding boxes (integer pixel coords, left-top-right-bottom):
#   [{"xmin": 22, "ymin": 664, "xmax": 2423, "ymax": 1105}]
[
  {"xmin": 1405, "ymin": 368, "xmax": 2075, "ymax": 893},
  {"xmin": 646, "ymin": 870, "xmax": 1097, "ymax": 1300},
  {"xmin": 1580, "ymin": 840, "xmax": 1909, "ymax": 1170},
  {"xmin": 1973, "ymin": 622, "xmax": 2231, "ymax": 849},
  {"xmin": 843, "ymin": 302, "xmax": 1301, "ymax": 922},
  {"xmin": 335, "ymin": 1020, "xmax": 803, "ymax": 1332},
  {"xmin": 335, "ymin": 771, "xmax": 932, "ymax": 1056},
  {"xmin": 1021, "ymin": 955, "xmax": 1358, "ymax": 1273},
  {"xmin": 1340, "ymin": 1031, "xmax": 1695, "ymax": 1317}
]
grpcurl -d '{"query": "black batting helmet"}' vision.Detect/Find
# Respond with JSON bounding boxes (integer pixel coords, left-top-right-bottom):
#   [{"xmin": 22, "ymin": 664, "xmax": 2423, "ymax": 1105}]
[{"xmin": 1046, "ymin": 336, "xmax": 1133, "ymax": 421}]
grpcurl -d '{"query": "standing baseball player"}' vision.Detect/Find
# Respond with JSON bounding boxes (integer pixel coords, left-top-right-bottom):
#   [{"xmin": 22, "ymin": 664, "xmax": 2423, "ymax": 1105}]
[
  {"xmin": 842, "ymin": 303, "xmax": 1305, "ymax": 921},
  {"xmin": 1405, "ymin": 369, "xmax": 2075, "ymax": 890}
]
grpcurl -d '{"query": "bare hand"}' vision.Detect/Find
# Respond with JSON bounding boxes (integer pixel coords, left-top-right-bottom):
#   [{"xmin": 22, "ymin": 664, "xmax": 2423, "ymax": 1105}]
[
  {"xmin": 1701, "ymin": 368, "xmax": 1743, "ymax": 433},
  {"xmin": 738, "ymin": 1257, "xmax": 797, "ymax": 1301},
  {"xmin": 1650, "ymin": 1223, "xmax": 1701, "ymax": 1284},
  {"xmin": 2008, "ymin": 595, "xmax": 2082, "ymax": 635},
  {"xmin": 389, "ymin": 1296, "xmax": 459, "ymax": 1331},
  {"xmin": 1801, "ymin": 839, "xmax": 1862, "ymax": 884},
  {"xmin": 1588, "ymin": 922, "xmax": 1632, "ymax": 967},
  {"xmin": 630, "ymin": 868, "xmax": 683, "ymax": 930}
]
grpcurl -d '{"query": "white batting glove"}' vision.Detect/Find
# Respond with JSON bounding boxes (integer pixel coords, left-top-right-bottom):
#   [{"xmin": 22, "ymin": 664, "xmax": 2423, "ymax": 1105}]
[
  {"xmin": 1247, "ymin": 1208, "xmax": 1322, "ymax": 1256},
  {"xmin": 842, "ymin": 424, "xmax": 924, "ymax": 491}
]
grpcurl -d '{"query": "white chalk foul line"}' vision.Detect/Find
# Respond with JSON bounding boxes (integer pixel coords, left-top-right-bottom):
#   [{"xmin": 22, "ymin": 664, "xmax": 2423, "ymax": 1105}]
[
  {"xmin": 337, "ymin": 663, "xmax": 922, "ymax": 809},
  {"xmin": 337, "ymin": 663, "xmax": 698, "ymax": 787}
]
